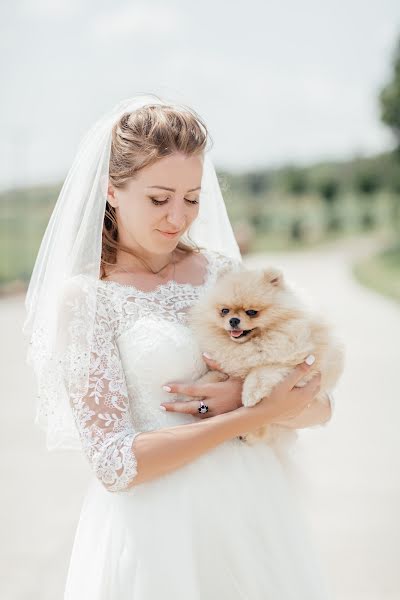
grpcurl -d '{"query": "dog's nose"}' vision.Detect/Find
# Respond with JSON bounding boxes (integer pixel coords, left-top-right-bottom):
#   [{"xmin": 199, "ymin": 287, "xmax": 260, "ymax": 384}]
[{"xmin": 229, "ymin": 317, "xmax": 241, "ymax": 328}]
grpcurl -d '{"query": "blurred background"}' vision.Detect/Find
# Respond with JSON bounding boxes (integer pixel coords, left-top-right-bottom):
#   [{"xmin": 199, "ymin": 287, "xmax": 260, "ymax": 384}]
[{"xmin": 1, "ymin": 1, "xmax": 400, "ymax": 599}]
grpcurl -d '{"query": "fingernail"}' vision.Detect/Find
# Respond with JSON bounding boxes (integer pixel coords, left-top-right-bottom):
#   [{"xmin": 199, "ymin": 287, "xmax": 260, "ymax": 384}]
[
  {"xmin": 159, "ymin": 405, "xmax": 167, "ymax": 411},
  {"xmin": 305, "ymin": 354, "xmax": 315, "ymax": 365},
  {"xmin": 202, "ymin": 352, "xmax": 213, "ymax": 359},
  {"xmin": 162, "ymin": 385, "xmax": 172, "ymax": 392}
]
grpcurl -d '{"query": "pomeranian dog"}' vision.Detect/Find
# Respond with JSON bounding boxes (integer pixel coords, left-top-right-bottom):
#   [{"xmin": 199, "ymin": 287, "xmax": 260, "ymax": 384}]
[{"xmin": 187, "ymin": 265, "xmax": 345, "ymax": 446}]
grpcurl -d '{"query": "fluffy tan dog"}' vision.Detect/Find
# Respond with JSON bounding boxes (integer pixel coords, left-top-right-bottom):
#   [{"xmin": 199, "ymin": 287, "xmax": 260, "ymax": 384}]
[{"xmin": 187, "ymin": 266, "xmax": 345, "ymax": 445}]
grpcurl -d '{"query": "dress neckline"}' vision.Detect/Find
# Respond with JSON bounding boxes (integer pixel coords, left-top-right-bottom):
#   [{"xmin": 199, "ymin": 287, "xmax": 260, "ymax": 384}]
[{"xmin": 97, "ymin": 248, "xmax": 215, "ymax": 296}]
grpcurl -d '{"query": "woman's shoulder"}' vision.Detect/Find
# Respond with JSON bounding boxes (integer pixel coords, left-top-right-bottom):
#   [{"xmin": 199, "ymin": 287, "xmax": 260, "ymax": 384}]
[
  {"xmin": 60, "ymin": 273, "xmax": 137, "ymax": 337},
  {"xmin": 60, "ymin": 273, "xmax": 105, "ymax": 302},
  {"xmin": 59, "ymin": 274, "xmax": 114, "ymax": 318}
]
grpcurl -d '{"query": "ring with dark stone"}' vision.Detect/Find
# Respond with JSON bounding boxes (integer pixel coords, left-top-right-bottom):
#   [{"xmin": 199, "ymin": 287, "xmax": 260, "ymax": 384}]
[{"xmin": 198, "ymin": 400, "xmax": 209, "ymax": 414}]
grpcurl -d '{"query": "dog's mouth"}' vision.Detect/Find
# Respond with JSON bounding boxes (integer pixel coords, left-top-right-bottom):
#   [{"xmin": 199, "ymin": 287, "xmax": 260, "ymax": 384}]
[{"xmin": 229, "ymin": 328, "xmax": 255, "ymax": 340}]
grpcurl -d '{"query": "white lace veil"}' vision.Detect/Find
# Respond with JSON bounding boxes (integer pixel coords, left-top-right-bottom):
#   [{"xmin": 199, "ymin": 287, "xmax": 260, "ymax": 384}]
[{"xmin": 22, "ymin": 93, "xmax": 241, "ymax": 451}]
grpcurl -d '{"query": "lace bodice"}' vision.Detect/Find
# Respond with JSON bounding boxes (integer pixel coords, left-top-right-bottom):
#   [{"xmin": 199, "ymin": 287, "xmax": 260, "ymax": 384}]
[{"xmin": 65, "ymin": 248, "xmax": 243, "ymax": 494}]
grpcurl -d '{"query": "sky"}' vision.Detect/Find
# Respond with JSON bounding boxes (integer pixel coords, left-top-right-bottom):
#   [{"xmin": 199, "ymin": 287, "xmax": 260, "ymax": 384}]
[{"xmin": 1, "ymin": 0, "xmax": 400, "ymax": 190}]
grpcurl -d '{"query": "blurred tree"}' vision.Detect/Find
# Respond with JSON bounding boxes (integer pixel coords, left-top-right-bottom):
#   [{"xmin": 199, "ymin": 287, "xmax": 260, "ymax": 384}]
[
  {"xmin": 281, "ymin": 167, "xmax": 309, "ymax": 241},
  {"xmin": 388, "ymin": 169, "xmax": 400, "ymax": 233},
  {"xmin": 243, "ymin": 172, "xmax": 270, "ymax": 231},
  {"xmin": 284, "ymin": 167, "xmax": 308, "ymax": 196},
  {"xmin": 244, "ymin": 172, "xmax": 269, "ymax": 196},
  {"xmin": 289, "ymin": 216, "xmax": 306, "ymax": 242},
  {"xmin": 356, "ymin": 172, "xmax": 381, "ymax": 195},
  {"xmin": 316, "ymin": 178, "xmax": 342, "ymax": 232},
  {"xmin": 379, "ymin": 32, "xmax": 400, "ymax": 239},
  {"xmin": 355, "ymin": 172, "xmax": 381, "ymax": 229},
  {"xmin": 380, "ymin": 36, "xmax": 400, "ymax": 149}
]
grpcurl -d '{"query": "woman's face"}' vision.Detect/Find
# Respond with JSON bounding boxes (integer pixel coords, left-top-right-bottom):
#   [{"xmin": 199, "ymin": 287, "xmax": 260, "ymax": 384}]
[{"xmin": 107, "ymin": 152, "xmax": 203, "ymax": 256}]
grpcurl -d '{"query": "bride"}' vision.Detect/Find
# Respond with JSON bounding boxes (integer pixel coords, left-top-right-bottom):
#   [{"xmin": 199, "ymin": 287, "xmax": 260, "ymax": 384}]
[{"xmin": 23, "ymin": 93, "xmax": 335, "ymax": 599}]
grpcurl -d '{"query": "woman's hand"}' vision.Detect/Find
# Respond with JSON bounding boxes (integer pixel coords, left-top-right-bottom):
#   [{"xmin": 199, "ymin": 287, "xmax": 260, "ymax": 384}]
[
  {"xmin": 160, "ymin": 354, "xmax": 243, "ymax": 418},
  {"xmin": 272, "ymin": 389, "xmax": 332, "ymax": 429},
  {"xmin": 245, "ymin": 357, "xmax": 322, "ymax": 431}
]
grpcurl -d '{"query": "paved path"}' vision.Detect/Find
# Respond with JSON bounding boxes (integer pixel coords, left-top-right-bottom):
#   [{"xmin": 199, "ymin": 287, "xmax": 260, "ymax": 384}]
[
  {"xmin": 245, "ymin": 236, "xmax": 400, "ymax": 600},
  {"xmin": 1, "ymin": 235, "xmax": 399, "ymax": 599}
]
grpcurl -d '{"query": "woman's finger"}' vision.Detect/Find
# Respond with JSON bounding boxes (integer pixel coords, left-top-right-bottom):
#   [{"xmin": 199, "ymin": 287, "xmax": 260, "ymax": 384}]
[
  {"xmin": 285, "ymin": 355, "xmax": 317, "ymax": 391},
  {"xmin": 162, "ymin": 381, "xmax": 214, "ymax": 397},
  {"xmin": 160, "ymin": 399, "xmax": 201, "ymax": 413},
  {"xmin": 160, "ymin": 399, "xmax": 212, "ymax": 418},
  {"xmin": 292, "ymin": 373, "xmax": 321, "ymax": 400}
]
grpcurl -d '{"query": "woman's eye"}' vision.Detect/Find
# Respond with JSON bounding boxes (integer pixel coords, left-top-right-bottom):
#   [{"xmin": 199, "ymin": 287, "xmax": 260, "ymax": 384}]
[
  {"xmin": 150, "ymin": 197, "xmax": 199, "ymax": 206},
  {"xmin": 245, "ymin": 310, "xmax": 258, "ymax": 317},
  {"xmin": 221, "ymin": 308, "xmax": 230, "ymax": 315}
]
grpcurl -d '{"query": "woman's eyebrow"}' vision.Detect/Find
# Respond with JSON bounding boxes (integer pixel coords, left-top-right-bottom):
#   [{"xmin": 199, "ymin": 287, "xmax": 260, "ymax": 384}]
[{"xmin": 146, "ymin": 185, "xmax": 201, "ymax": 192}]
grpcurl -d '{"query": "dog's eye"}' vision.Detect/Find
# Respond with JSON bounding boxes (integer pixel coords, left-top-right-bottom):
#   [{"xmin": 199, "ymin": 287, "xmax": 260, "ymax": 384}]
[
  {"xmin": 245, "ymin": 310, "xmax": 258, "ymax": 317},
  {"xmin": 221, "ymin": 308, "xmax": 230, "ymax": 315}
]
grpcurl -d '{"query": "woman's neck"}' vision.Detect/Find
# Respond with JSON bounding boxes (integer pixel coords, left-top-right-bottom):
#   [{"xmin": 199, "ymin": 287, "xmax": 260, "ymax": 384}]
[{"xmin": 116, "ymin": 249, "xmax": 177, "ymax": 273}]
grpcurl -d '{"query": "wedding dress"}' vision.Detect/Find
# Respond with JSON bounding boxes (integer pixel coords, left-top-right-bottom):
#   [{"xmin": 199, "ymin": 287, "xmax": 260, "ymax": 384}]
[{"xmin": 63, "ymin": 247, "xmax": 333, "ymax": 600}]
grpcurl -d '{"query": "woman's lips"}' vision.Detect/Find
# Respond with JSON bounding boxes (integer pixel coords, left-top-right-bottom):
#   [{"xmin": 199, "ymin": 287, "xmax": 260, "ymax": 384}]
[{"xmin": 158, "ymin": 230, "xmax": 181, "ymax": 238}]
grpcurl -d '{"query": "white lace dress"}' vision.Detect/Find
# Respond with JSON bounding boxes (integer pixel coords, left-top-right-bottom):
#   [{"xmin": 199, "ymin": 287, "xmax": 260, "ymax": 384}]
[{"xmin": 63, "ymin": 248, "xmax": 333, "ymax": 600}]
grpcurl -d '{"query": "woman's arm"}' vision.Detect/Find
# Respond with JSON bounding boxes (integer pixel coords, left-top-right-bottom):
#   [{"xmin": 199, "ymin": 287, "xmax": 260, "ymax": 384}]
[
  {"xmin": 129, "ymin": 361, "xmax": 320, "ymax": 488},
  {"xmin": 60, "ymin": 279, "xmax": 144, "ymax": 493},
  {"xmin": 161, "ymin": 356, "xmax": 332, "ymax": 433},
  {"xmin": 129, "ymin": 406, "xmax": 258, "ymax": 487}
]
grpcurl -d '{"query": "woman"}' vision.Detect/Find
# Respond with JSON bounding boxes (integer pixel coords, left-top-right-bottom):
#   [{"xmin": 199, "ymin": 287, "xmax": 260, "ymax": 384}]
[{"xmin": 23, "ymin": 94, "xmax": 335, "ymax": 599}]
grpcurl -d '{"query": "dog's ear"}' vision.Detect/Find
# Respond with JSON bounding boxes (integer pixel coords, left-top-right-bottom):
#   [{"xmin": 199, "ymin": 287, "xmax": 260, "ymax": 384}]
[{"xmin": 262, "ymin": 267, "xmax": 283, "ymax": 287}]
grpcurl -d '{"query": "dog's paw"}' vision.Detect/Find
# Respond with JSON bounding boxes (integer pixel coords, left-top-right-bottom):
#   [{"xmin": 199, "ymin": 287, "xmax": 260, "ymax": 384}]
[
  {"xmin": 242, "ymin": 392, "xmax": 259, "ymax": 408},
  {"xmin": 242, "ymin": 377, "xmax": 262, "ymax": 407},
  {"xmin": 242, "ymin": 383, "xmax": 273, "ymax": 408},
  {"xmin": 242, "ymin": 368, "xmax": 276, "ymax": 408}
]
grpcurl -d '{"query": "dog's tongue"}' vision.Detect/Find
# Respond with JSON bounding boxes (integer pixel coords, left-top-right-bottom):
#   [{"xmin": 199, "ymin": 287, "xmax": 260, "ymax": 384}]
[{"xmin": 230, "ymin": 329, "xmax": 243, "ymax": 338}]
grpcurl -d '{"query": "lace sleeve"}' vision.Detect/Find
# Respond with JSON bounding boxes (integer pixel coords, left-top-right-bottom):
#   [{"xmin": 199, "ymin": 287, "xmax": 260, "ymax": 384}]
[{"xmin": 61, "ymin": 278, "xmax": 142, "ymax": 493}]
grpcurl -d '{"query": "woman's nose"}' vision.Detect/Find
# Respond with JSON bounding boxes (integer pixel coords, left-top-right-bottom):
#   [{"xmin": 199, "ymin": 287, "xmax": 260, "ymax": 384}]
[
  {"xmin": 166, "ymin": 214, "xmax": 185, "ymax": 229},
  {"xmin": 166, "ymin": 204, "xmax": 187, "ymax": 228}
]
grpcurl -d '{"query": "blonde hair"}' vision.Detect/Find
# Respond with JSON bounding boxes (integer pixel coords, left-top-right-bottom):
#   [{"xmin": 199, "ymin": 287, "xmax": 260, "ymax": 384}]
[{"xmin": 101, "ymin": 101, "xmax": 211, "ymax": 279}]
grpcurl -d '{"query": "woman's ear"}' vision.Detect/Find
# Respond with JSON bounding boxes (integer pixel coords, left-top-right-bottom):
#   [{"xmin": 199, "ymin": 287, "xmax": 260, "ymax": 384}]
[{"xmin": 107, "ymin": 182, "xmax": 118, "ymax": 208}]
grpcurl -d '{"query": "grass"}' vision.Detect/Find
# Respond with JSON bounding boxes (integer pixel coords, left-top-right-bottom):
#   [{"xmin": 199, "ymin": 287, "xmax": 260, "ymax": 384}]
[{"xmin": 352, "ymin": 239, "xmax": 400, "ymax": 305}]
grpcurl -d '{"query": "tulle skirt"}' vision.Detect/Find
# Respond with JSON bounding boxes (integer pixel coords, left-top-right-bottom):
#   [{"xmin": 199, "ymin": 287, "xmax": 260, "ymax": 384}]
[{"xmin": 64, "ymin": 437, "xmax": 333, "ymax": 599}]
